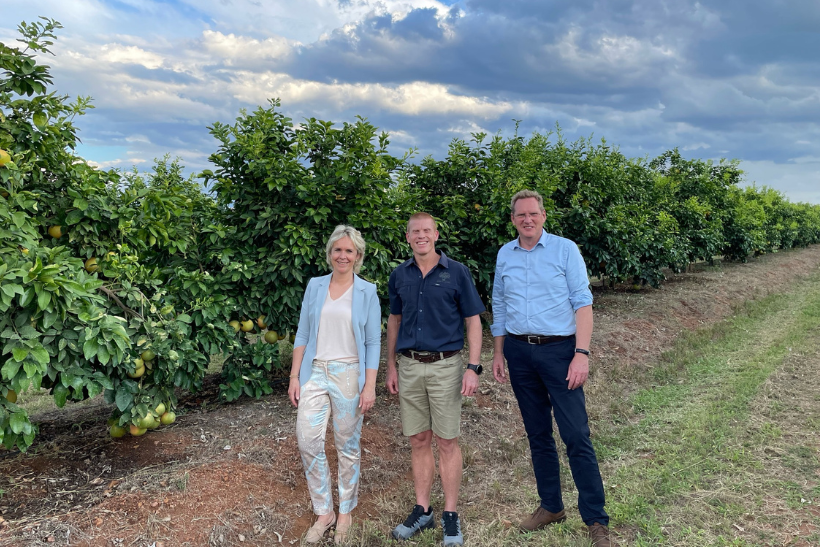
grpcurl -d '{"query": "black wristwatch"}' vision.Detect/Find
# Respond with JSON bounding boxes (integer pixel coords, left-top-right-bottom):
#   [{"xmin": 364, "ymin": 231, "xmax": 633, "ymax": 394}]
[
  {"xmin": 575, "ymin": 348, "xmax": 591, "ymax": 356},
  {"xmin": 466, "ymin": 363, "xmax": 483, "ymax": 375}
]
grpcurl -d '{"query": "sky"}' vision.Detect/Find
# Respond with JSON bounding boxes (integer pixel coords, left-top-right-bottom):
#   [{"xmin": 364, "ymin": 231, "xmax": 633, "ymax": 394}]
[{"xmin": 2, "ymin": 0, "xmax": 819, "ymax": 204}]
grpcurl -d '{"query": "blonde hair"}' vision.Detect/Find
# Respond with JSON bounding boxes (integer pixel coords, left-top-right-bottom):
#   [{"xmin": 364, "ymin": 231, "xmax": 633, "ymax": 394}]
[
  {"xmin": 325, "ymin": 225, "xmax": 366, "ymax": 274},
  {"xmin": 406, "ymin": 212, "xmax": 437, "ymax": 232},
  {"xmin": 510, "ymin": 190, "xmax": 545, "ymax": 214}
]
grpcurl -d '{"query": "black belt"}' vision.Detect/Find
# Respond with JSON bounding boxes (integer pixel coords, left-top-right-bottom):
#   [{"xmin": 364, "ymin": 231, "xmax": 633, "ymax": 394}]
[
  {"xmin": 400, "ymin": 349, "xmax": 460, "ymax": 363},
  {"xmin": 508, "ymin": 333, "xmax": 574, "ymax": 345}
]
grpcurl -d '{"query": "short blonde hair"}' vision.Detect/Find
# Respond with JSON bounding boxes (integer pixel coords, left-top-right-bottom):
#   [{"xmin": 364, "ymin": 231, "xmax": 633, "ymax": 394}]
[
  {"xmin": 325, "ymin": 225, "xmax": 366, "ymax": 274},
  {"xmin": 510, "ymin": 190, "xmax": 545, "ymax": 214},
  {"xmin": 406, "ymin": 212, "xmax": 437, "ymax": 232}
]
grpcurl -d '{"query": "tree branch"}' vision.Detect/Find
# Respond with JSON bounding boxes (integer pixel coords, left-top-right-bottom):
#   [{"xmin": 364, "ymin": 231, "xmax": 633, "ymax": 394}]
[{"xmin": 99, "ymin": 286, "xmax": 144, "ymax": 320}]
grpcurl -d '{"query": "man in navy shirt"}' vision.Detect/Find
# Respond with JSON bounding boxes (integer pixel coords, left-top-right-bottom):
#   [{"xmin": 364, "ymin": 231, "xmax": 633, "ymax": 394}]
[
  {"xmin": 491, "ymin": 190, "xmax": 613, "ymax": 547},
  {"xmin": 386, "ymin": 212, "xmax": 485, "ymax": 547}
]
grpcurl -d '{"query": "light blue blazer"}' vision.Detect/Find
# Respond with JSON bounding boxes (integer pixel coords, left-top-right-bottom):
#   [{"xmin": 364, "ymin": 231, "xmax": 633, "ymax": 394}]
[{"xmin": 293, "ymin": 274, "xmax": 382, "ymax": 392}]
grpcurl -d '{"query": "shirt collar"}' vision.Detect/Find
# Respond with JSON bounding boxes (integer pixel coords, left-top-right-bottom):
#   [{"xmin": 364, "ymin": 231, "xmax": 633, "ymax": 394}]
[
  {"xmin": 405, "ymin": 251, "xmax": 449, "ymax": 269},
  {"xmin": 513, "ymin": 229, "xmax": 549, "ymax": 251}
]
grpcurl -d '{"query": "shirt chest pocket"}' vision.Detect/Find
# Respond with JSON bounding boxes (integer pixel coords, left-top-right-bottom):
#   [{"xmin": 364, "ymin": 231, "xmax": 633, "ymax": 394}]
[{"xmin": 428, "ymin": 283, "xmax": 457, "ymax": 303}]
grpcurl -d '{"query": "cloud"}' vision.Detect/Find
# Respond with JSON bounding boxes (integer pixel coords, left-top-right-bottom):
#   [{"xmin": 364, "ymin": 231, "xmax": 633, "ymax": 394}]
[{"xmin": 2, "ymin": 0, "xmax": 819, "ymax": 202}]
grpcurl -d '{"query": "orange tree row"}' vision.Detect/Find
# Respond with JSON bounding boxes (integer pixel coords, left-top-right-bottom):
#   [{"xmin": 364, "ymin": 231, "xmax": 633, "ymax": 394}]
[{"xmin": 3, "ymin": 18, "xmax": 820, "ymax": 451}]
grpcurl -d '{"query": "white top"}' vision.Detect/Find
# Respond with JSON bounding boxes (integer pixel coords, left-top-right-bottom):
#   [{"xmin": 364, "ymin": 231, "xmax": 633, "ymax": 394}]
[{"xmin": 314, "ymin": 284, "xmax": 359, "ymax": 363}]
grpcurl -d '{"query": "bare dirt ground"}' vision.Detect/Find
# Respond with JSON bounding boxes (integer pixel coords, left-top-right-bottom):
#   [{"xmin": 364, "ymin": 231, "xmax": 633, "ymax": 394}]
[{"xmin": 2, "ymin": 246, "xmax": 820, "ymax": 547}]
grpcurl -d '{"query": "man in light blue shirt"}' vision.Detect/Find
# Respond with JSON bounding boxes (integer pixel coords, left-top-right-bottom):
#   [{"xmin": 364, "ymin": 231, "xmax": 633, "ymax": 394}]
[{"xmin": 491, "ymin": 190, "xmax": 612, "ymax": 547}]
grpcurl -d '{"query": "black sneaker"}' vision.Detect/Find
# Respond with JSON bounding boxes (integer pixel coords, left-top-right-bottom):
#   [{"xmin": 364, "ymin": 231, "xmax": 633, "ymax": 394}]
[
  {"xmin": 392, "ymin": 505, "xmax": 435, "ymax": 540},
  {"xmin": 441, "ymin": 511, "xmax": 463, "ymax": 546}
]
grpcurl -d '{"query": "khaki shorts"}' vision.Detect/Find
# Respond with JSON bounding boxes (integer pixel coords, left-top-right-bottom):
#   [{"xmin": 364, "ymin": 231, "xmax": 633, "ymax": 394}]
[{"xmin": 397, "ymin": 352, "xmax": 463, "ymax": 439}]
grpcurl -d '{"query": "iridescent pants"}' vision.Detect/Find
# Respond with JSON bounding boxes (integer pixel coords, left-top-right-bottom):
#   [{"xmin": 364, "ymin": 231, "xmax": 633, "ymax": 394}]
[{"xmin": 296, "ymin": 359, "xmax": 362, "ymax": 515}]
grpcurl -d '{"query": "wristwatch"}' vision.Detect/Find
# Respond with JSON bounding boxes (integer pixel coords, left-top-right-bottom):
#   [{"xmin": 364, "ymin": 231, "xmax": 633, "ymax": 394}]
[
  {"xmin": 466, "ymin": 363, "xmax": 483, "ymax": 375},
  {"xmin": 575, "ymin": 348, "xmax": 591, "ymax": 356}
]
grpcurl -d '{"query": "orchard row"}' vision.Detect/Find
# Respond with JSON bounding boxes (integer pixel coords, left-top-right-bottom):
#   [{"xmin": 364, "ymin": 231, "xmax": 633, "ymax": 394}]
[{"xmin": 2, "ymin": 19, "xmax": 819, "ymax": 450}]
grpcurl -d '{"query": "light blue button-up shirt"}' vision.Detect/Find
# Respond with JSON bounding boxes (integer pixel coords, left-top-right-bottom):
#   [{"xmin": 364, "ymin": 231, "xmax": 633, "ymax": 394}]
[{"xmin": 491, "ymin": 230, "xmax": 593, "ymax": 338}]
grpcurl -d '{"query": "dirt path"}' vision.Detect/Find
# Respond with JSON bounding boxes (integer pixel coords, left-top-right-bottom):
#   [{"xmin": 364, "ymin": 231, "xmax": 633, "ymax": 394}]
[{"xmin": 2, "ymin": 246, "xmax": 820, "ymax": 547}]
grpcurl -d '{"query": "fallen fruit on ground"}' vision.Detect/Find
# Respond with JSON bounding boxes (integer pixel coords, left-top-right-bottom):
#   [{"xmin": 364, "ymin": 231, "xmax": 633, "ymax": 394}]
[
  {"xmin": 264, "ymin": 330, "xmax": 278, "ymax": 344},
  {"xmin": 109, "ymin": 425, "xmax": 127, "ymax": 438},
  {"xmin": 160, "ymin": 412, "xmax": 176, "ymax": 425},
  {"xmin": 47, "ymin": 225, "xmax": 63, "ymax": 238},
  {"xmin": 129, "ymin": 424, "xmax": 147, "ymax": 436}
]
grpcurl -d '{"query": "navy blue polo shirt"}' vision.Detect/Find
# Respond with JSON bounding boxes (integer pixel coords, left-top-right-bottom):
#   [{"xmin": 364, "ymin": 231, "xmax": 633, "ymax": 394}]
[{"xmin": 388, "ymin": 252, "xmax": 485, "ymax": 353}]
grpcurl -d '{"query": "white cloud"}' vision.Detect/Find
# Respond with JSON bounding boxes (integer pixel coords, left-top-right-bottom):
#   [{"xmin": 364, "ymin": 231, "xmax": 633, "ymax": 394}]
[
  {"xmin": 101, "ymin": 44, "xmax": 164, "ymax": 69},
  {"xmin": 227, "ymin": 73, "xmax": 514, "ymax": 118}
]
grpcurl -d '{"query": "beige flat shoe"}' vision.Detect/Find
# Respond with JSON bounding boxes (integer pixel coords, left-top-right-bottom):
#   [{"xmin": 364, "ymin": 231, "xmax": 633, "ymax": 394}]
[
  {"xmin": 334, "ymin": 517, "xmax": 352, "ymax": 545},
  {"xmin": 305, "ymin": 514, "xmax": 336, "ymax": 543}
]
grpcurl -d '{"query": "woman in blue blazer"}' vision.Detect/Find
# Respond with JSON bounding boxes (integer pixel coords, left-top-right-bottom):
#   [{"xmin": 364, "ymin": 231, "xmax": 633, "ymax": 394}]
[{"xmin": 288, "ymin": 225, "xmax": 381, "ymax": 544}]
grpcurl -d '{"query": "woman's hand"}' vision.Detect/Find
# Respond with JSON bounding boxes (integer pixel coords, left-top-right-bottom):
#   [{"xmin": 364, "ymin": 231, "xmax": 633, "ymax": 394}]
[
  {"xmin": 359, "ymin": 384, "xmax": 376, "ymax": 414},
  {"xmin": 288, "ymin": 378, "xmax": 300, "ymax": 407}
]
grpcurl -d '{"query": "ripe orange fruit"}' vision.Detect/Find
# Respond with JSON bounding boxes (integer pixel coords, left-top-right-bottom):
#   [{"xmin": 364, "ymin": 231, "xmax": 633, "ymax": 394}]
[{"xmin": 257, "ymin": 315, "xmax": 267, "ymax": 329}]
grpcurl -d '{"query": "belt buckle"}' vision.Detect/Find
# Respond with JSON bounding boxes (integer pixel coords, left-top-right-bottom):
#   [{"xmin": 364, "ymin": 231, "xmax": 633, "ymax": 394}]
[{"xmin": 527, "ymin": 335, "xmax": 539, "ymax": 345}]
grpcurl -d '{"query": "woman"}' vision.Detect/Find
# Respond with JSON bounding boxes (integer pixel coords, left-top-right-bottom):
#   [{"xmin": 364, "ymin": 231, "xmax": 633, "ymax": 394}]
[{"xmin": 288, "ymin": 225, "xmax": 381, "ymax": 544}]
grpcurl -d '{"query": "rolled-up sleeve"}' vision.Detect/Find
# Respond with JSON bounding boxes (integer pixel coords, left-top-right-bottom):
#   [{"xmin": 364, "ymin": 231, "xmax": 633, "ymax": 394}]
[
  {"xmin": 293, "ymin": 278, "xmax": 313, "ymax": 348},
  {"xmin": 490, "ymin": 255, "xmax": 507, "ymax": 337},
  {"xmin": 566, "ymin": 245, "xmax": 593, "ymax": 310},
  {"xmin": 364, "ymin": 286, "xmax": 382, "ymax": 370}
]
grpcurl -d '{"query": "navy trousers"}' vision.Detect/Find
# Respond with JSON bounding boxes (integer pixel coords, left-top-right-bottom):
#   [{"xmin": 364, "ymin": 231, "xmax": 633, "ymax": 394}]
[{"xmin": 504, "ymin": 336, "xmax": 609, "ymax": 526}]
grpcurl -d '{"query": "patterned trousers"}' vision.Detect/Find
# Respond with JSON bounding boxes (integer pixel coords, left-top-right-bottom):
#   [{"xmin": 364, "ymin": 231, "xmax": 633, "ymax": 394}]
[{"xmin": 296, "ymin": 359, "xmax": 363, "ymax": 515}]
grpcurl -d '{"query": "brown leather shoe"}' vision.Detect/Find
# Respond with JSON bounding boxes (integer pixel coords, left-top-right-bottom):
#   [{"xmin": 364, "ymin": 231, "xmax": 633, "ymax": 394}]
[
  {"xmin": 519, "ymin": 507, "xmax": 566, "ymax": 531},
  {"xmin": 588, "ymin": 522, "xmax": 612, "ymax": 547}
]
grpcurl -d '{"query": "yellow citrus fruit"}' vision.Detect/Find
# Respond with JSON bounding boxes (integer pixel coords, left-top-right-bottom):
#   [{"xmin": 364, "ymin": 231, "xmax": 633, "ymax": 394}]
[
  {"xmin": 240, "ymin": 320, "xmax": 254, "ymax": 332},
  {"xmin": 129, "ymin": 424, "xmax": 147, "ymax": 436},
  {"xmin": 229, "ymin": 320, "xmax": 240, "ymax": 332},
  {"xmin": 263, "ymin": 330, "xmax": 278, "ymax": 344},
  {"xmin": 0, "ymin": 149, "xmax": 10, "ymax": 167},
  {"xmin": 138, "ymin": 415, "xmax": 157, "ymax": 429},
  {"xmin": 47, "ymin": 225, "xmax": 63, "ymax": 238},
  {"xmin": 256, "ymin": 315, "xmax": 267, "ymax": 329},
  {"xmin": 5, "ymin": 389, "xmax": 17, "ymax": 404},
  {"xmin": 127, "ymin": 365, "xmax": 145, "ymax": 379},
  {"xmin": 154, "ymin": 403, "xmax": 166, "ymax": 416},
  {"xmin": 140, "ymin": 349, "xmax": 156, "ymax": 362},
  {"xmin": 85, "ymin": 257, "xmax": 99, "ymax": 273},
  {"xmin": 110, "ymin": 424, "xmax": 127, "ymax": 438},
  {"xmin": 160, "ymin": 412, "xmax": 176, "ymax": 425}
]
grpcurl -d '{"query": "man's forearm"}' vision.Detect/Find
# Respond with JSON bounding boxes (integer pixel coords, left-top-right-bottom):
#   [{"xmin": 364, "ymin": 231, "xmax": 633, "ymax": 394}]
[
  {"xmin": 465, "ymin": 315, "xmax": 482, "ymax": 364},
  {"xmin": 386, "ymin": 314, "xmax": 401, "ymax": 366},
  {"xmin": 575, "ymin": 305, "xmax": 593, "ymax": 350}
]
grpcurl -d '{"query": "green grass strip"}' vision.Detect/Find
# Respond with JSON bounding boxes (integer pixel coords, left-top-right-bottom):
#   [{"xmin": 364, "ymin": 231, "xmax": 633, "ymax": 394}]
[{"xmin": 599, "ymin": 272, "xmax": 820, "ymax": 545}]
